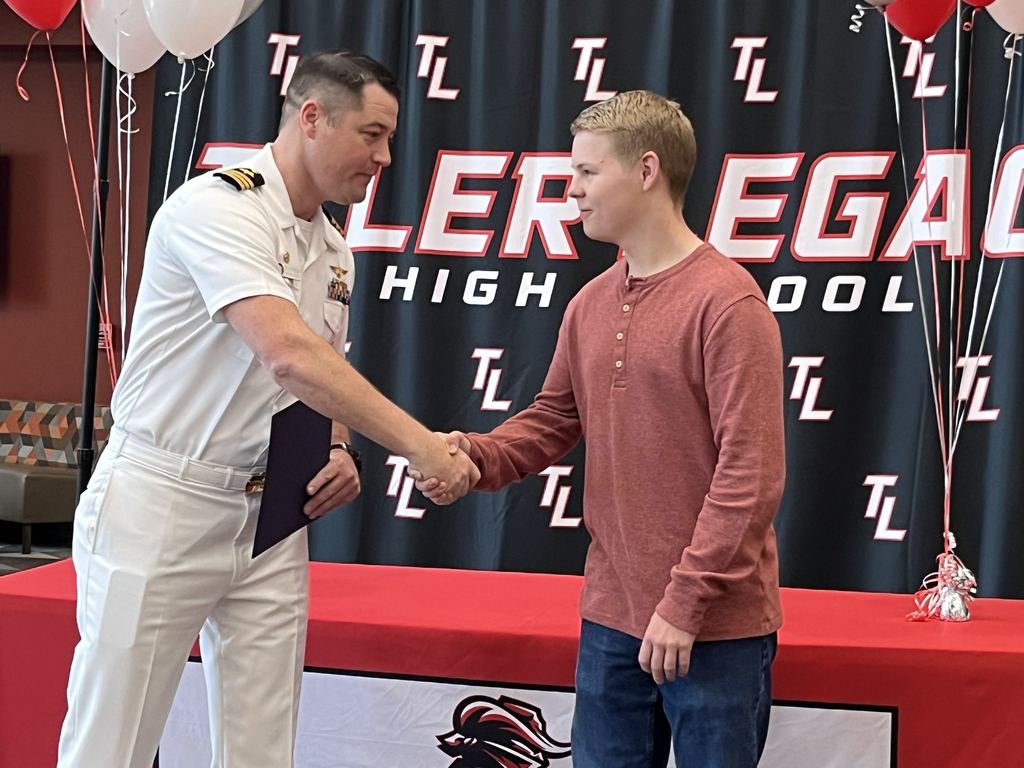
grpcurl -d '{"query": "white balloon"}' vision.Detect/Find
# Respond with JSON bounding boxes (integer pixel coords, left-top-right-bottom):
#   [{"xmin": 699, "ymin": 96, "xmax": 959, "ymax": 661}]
[
  {"xmin": 143, "ymin": 0, "xmax": 245, "ymax": 61},
  {"xmin": 83, "ymin": 0, "xmax": 166, "ymax": 74},
  {"xmin": 234, "ymin": 0, "xmax": 264, "ymax": 29},
  {"xmin": 989, "ymin": 0, "xmax": 1024, "ymax": 35}
]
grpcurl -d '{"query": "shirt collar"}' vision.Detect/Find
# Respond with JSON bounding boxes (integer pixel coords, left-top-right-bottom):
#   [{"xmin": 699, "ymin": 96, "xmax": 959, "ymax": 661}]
[
  {"xmin": 621, "ymin": 243, "xmax": 712, "ymax": 289},
  {"xmin": 243, "ymin": 144, "xmax": 348, "ymax": 253},
  {"xmin": 241, "ymin": 144, "xmax": 295, "ymax": 230},
  {"xmin": 320, "ymin": 207, "xmax": 348, "ymax": 252}
]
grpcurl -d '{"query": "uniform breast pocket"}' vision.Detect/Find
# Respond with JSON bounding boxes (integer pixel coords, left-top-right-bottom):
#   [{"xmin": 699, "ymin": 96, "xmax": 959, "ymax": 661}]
[{"xmin": 323, "ymin": 301, "xmax": 347, "ymax": 346}]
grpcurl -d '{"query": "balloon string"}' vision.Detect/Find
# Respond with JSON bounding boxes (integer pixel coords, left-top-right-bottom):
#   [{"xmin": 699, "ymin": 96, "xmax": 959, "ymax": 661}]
[
  {"xmin": 80, "ymin": 12, "xmax": 99, "ymax": 174},
  {"xmin": 81, "ymin": 13, "xmax": 118, "ymax": 385},
  {"xmin": 185, "ymin": 45, "xmax": 216, "ymax": 184},
  {"xmin": 916, "ymin": 79, "xmax": 954, "ymax": 550},
  {"xmin": 951, "ymin": 34, "xmax": 1018, "ymax": 460},
  {"xmin": 163, "ymin": 61, "xmax": 188, "ymax": 202},
  {"xmin": 123, "ymin": 75, "xmax": 137, "ymax": 359},
  {"xmin": 163, "ymin": 58, "xmax": 197, "ymax": 96},
  {"xmin": 914, "ymin": 55, "xmax": 952, "ymax": 549},
  {"xmin": 849, "ymin": 3, "xmax": 870, "ymax": 34},
  {"xmin": 884, "ymin": 20, "xmax": 949, "ymax": 480},
  {"xmin": 15, "ymin": 30, "xmax": 43, "ymax": 101},
  {"xmin": 953, "ymin": 7, "xmax": 980, "ymax": 452},
  {"xmin": 116, "ymin": 73, "xmax": 124, "ymax": 363},
  {"xmin": 81, "ymin": 11, "xmax": 101, "ymax": 244},
  {"xmin": 964, "ymin": 11, "xmax": 979, "ymax": 150},
  {"xmin": 117, "ymin": 73, "xmax": 127, "ymax": 362},
  {"xmin": 953, "ymin": 1, "xmax": 962, "ymax": 149},
  {"xmin": 48, "ymin": 35, "xmax": 93, "ymax": 277},
  {"xmin": 948, "ymin": 1, "xmax": 963, "ymax": 461},
  {"xmin": 917, "ymin": 47, "xmax": 949, "ymax": 476},
  {"xmin": 46, "ymin": 34, "xmax": 119, "ymax": 387},
  {"xmin": 874, "ymin": 4, "xmax": 981, "ymax": 624}
]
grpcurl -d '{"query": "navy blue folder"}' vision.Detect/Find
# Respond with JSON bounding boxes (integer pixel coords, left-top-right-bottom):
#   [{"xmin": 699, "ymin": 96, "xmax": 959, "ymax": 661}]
[{"xmin": 252, "ymin": 400, "xmax": 332, "ymax": 557}]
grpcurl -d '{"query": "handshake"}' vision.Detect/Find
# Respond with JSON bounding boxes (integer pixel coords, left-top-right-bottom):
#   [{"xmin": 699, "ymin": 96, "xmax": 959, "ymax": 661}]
[{"xmin": 407, "ymin": 431, "xmax": 479, "ymax": 505}]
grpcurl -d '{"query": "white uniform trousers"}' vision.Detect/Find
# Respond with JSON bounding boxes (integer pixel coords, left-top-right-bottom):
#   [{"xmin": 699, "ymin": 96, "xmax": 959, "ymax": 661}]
[{"xmin": 57, "ymin": 429, "xmax": 309, "ymax": 768}]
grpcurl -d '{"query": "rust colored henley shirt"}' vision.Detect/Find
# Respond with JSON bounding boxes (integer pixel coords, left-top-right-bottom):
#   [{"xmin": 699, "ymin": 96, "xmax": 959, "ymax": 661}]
[{"xmin": 468, "ymin": 244, "xmax": 785, "ymax": 641}]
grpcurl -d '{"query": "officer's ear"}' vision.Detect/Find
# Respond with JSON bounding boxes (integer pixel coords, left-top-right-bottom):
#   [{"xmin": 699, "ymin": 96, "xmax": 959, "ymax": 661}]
[{"xmin": 297, "ymin": 99, "xmax": 324, "ymax": 138}]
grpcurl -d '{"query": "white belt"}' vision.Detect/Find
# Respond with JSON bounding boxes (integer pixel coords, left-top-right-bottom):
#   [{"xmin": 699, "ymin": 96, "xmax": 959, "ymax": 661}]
[{"xmin": 116, "ymin": 430, "xmax": 266, "ymax": 492}]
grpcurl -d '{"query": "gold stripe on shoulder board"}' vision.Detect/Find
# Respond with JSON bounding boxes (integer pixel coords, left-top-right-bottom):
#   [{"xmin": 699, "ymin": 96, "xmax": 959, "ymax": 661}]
[{"xmin": 213, "ymin": 167, "xmax": 265, "ymax": 191}]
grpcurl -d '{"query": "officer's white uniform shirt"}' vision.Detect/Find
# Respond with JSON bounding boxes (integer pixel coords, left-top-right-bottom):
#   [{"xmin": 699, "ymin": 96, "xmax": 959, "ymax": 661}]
[{"xmin": 112, "ymin": 144, "xmax": 353, "ymax": 467}]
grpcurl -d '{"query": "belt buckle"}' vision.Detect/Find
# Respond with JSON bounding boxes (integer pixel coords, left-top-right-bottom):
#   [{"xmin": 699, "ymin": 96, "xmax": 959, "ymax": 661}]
[{"xmin": 245, "ymin": 472, "xmax": 266, "ymax": 494}]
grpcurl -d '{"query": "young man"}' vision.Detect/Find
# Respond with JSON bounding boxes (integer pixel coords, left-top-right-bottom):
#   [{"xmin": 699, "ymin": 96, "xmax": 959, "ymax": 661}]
[
  {"xmin": 418, "ymin": 91, "xmax": 784, "ymax": 767},
  {"xmin": 58, "ymin": 51, "xmax": 477, "ymax": 767}
]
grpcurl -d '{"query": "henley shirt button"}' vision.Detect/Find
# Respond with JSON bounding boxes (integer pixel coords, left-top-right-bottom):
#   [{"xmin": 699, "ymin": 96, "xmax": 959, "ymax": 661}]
[
  {"xmin": 615, "ymin": 360, "xmax": 623, "ymax": 368},
  {"xmin": 622, "ymin": 304, "xmax": 630, "ymax": 312},
  {"xmin": 616, "ymin": 332, "xmax": 624, "ymax": 340},
  {"xmin": 283, "ymin": 251, "xmax": 291, "ymax": 263}
]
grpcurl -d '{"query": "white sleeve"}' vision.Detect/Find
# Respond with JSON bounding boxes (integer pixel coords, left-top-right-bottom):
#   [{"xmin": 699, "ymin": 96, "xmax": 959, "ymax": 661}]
[{"xmin": 156, "ymin": 184, "xmax": 295, "ymax": 323}]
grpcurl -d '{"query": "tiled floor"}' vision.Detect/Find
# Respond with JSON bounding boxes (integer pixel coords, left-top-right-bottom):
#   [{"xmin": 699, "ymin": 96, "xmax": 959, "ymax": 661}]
[
  {"xmin": 0, "ymin": 544, "xmax": 70, "ymax": 576},
  {"xmin": 0, "ymin": 520, "xmax": 72, "ymax": 576}
]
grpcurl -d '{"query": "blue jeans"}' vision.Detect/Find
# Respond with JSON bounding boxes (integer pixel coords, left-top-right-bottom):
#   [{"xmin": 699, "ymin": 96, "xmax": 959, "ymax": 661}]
[{"xmin": 571, "ymin": 620, "xmax": 776, "ymax": 768}]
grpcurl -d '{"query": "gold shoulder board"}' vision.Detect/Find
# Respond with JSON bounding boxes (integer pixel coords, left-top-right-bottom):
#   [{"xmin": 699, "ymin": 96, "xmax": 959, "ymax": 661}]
[{"xmin": 213, "ymin": 167, "xmax": 265, "ymax": 191}]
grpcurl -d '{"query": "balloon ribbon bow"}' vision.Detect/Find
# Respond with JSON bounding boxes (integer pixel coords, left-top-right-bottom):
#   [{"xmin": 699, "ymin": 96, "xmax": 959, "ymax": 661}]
[{"xmin": 907, "ymin": 534, "xmax": 977, "ymax": 622}]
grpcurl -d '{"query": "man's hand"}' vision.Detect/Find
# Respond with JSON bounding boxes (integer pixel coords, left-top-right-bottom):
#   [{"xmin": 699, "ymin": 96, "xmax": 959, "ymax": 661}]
[
  {"xmin": 410, "ymin": 432, "xmax": 474, "ymax": 504},
  {"xmin": 442, "ymin": 430, "xmax": 472, "ymax": 455},
  {"xmin": 303, "ymin": 449, "xmax": 361, "ymax": 518},
  {"xmin": 408, "ymin": 432, "xmax": 479, "ymax": 505},
  {"xmin": 638, "ymin": 612, "xmax": 696, "ymax": 684}
]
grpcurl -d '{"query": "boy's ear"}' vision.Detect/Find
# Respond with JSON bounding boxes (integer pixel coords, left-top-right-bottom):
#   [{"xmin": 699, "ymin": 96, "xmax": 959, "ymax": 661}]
[{"xmin": 640, "ymin": 150, "xmax": 660, "ymax": 190}]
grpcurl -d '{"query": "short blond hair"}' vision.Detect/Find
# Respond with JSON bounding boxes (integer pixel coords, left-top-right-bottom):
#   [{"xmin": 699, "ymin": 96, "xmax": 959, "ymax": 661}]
[{"xmin": 570, "ymin": 90, "xmax": 697, "ymax": 208}]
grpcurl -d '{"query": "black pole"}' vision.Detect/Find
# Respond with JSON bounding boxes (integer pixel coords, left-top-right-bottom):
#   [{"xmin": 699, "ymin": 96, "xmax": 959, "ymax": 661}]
[{"xmin": 76, "ymin": 58, "xmax": 115, "ymax": 499}]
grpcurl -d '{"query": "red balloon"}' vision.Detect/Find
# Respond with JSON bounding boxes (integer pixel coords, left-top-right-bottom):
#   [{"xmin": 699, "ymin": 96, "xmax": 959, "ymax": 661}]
[
  {"xmin": 965, "ymin": 0, "xmax": 996, "ymax": 6},
  {"xmin": 3, "ymin": 0, "xmax": 77, "ymax": 31},
  {"xmin": 885, "ymin": 0, "xmax": 957, "ymax": 40}
]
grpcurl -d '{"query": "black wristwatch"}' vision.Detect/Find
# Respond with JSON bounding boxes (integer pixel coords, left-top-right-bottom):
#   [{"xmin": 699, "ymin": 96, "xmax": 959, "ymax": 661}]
[{"xmin": 330, "ymin": 442, "xmax": 363, "ymax": 474}]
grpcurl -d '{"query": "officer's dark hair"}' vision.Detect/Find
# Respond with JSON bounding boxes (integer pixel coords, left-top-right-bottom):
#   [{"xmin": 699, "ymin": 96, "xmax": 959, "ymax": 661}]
[{"xmin": 279, "ymin": 50, "xmax": 400, "ymax": 130}]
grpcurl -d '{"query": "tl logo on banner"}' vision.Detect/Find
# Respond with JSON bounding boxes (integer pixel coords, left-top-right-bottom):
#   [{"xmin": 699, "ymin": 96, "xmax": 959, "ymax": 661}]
[
  {"xmin": 788, "ymin": 356, "xmax": 832, "ymax": 421},
  {"xmin": 572, "ymin": 37, "xmax": 616, "ymax": 102},
  {"xmin": 472, "ymin": 348, "xmax": 512, "ymax": 411},
  {"xmin": 539, "ymin": 466, "xmax": 580, "ymax": 528},
  {"xmin": 863, "ymin": 475, "xmax": 906, "ymax": 541},
  {"xmin": 385, "ymin": 456, "xmax": 425, "ymax": 519},
  {"xmin": 730, "ymin": 37, "xmax": 778, "ymax": 103},
  {"xmin": 900, "ymin": 36, "xmax": 946, "ymax": 99},
  {"xmin": 416, "ymin": 34, "xmax": 460, "ymax": 100},
  {"xmin": 956, "ymin": 355, "xmax": 1000, "ymax": 422},
  {"xmin": 268, "ymin": 33, "xmax": 301, "ymax": 95}
]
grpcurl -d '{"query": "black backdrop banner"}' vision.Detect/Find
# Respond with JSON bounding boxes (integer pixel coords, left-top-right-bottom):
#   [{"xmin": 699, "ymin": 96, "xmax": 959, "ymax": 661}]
[{"xmin": 148, "ymin": 1, "xmax": 1024, "ymax": 598}]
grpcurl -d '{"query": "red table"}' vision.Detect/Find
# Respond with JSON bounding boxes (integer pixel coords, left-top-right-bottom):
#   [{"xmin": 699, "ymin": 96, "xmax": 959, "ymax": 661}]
[{"xmin": 1, "ymin": 560, "xmax": 1022, "ymax": 767}]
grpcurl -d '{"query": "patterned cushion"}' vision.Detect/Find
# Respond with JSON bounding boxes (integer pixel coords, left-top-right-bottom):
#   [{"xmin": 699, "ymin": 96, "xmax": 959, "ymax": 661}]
[{"xmin": 0, "ymin": 400, "xmax": 113, "ymax": 468}]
